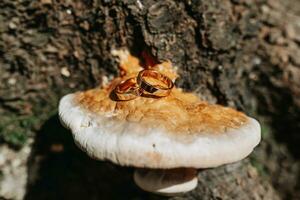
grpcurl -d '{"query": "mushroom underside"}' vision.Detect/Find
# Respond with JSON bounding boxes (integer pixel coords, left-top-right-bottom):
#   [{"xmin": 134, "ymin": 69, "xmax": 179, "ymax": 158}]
[{"xmin": 133, "ymin": 168, "xmax": 198, "ymax": 195}]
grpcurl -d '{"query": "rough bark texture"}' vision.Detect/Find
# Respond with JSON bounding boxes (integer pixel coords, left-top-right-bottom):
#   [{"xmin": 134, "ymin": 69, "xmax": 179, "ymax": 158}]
[{"xmin": 0, "ymin": 0, "xmax": 300, "ymax": 199}]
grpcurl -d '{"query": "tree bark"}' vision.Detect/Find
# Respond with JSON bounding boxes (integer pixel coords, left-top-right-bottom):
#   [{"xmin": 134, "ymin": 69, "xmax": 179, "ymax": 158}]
[{"xmin": 1, "ymin": 0, "xmax": 300, "ymax": 199}]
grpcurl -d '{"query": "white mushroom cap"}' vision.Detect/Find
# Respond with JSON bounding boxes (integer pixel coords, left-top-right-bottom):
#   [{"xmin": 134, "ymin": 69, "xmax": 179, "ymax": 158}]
[
  {"xmin": 133, "ymin": 168, "xmax": 198, "ymax": 194},
  {"xmin": 59, "ymin": 92, "xmax": 261, "ymax": 169}
]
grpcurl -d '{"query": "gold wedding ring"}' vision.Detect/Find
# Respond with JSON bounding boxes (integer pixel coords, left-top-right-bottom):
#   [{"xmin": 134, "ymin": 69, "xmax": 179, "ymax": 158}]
[
  {"xmin": 113, "ymin": 78, "xmax": 140, "ymax": 101},
  {"xmin": 137, "ymin": 70, "xmax": 174, "ymax": 98},
  {"xmin": 111, "ymin": 70, "xmax": 174, "ymax": 101}
]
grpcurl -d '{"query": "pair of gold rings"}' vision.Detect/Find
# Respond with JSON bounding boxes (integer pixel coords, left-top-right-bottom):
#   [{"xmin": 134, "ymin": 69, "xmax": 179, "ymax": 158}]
[{"xmin": 113, "ymin": 70, "xmax": 174, "ymax": 101}]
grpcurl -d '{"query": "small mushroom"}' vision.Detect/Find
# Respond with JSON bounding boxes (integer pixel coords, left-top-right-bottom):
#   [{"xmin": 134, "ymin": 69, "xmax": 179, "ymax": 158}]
[
  {"xmin": 58, "ymin": 50, "xmax": 261, "ymax": 195},
  {"xmin": 134, "ymin": 168, "xmax": 198, "ymax": 194}
]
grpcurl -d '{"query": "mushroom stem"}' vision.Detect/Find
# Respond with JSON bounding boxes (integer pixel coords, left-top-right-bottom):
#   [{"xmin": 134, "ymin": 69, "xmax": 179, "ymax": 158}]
[{"xmin": 133, "ymin": 168, "xmax": 198, "ymax": 195}]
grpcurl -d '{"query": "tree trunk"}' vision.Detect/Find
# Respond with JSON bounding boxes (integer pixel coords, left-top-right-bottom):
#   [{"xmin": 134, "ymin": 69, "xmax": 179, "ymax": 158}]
[{"xmin": 1, "ymin": 0, "xmax": 299, "ymax": 199}]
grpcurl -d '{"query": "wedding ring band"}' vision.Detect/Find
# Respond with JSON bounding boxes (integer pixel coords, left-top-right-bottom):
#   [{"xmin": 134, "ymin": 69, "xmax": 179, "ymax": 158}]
[
  {"xmin": 137, "ymin": 70, "xmax": 174, "ymax": 98},
  {"xmin": 113, "ymin": 78, "xmax": 140, "ymax": 101}
]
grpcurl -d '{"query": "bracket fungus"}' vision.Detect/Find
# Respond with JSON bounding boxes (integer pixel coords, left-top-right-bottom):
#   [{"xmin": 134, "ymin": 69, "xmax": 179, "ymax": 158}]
[{"xmin": 58, "ymin": 49, "xmax": 261, "ymax": 195}]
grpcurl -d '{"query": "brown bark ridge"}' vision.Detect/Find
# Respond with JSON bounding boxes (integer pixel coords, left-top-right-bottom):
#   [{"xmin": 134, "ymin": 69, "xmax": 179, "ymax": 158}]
[{"xmin": 1, "ymin": 0, "xmax": 300, "ymax": 199}]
